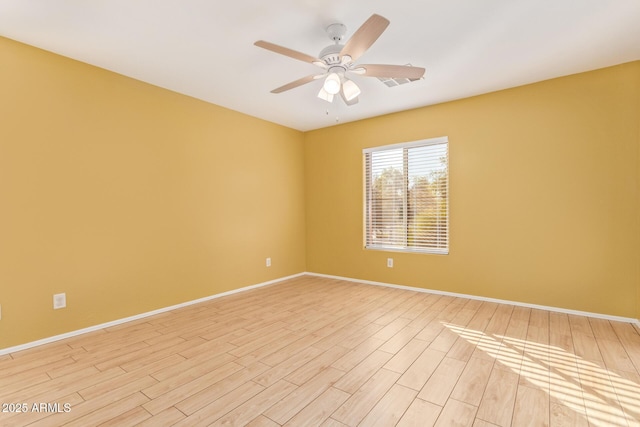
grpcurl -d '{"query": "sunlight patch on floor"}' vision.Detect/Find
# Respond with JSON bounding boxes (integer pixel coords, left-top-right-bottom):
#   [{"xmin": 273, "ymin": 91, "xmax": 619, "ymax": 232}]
[{"xmin": 443, "ymin": 323, "xmax": 640, "ymax": 426}]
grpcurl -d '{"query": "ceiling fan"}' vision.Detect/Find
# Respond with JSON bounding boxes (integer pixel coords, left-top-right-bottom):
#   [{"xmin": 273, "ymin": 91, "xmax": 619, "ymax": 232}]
[{"xmin": 254, "ymin": 14, "xmax": 425, "ymax": 105}]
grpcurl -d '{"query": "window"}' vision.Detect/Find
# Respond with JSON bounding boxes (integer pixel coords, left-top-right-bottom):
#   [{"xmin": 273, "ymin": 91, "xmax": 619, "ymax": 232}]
[{"xmin": 364, "ymin": 137, "xmax": 449, "ymax": 254}]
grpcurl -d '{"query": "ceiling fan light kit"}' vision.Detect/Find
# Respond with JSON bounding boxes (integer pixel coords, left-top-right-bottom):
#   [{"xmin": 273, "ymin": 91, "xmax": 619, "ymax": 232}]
[{"xmin": 254, "ymin": 13, "xmax": 425, "ymax": 106}]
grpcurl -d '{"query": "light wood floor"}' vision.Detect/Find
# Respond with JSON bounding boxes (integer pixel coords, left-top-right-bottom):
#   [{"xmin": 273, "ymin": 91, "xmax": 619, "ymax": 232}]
[{"xmin": 2, "ymin": 276, "xmax": 640, "ymax": 427}]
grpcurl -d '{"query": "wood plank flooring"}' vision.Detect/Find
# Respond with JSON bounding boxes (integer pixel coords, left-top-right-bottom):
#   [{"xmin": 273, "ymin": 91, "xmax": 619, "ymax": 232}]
[{"xmin": 1, "ymin": 276, "xmax": 640, "ymax": 426}]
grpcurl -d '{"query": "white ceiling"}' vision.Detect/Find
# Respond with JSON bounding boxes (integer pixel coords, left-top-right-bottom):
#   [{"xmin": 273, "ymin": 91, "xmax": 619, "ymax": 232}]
[{"xmin": 1, "ymin": 0, "xmax": 639, "ymax": 131}]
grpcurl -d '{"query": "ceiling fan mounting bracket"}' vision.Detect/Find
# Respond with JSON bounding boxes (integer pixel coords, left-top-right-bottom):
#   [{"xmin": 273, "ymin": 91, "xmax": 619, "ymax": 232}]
[{"xmin": 325, "ymin": 23, "xmax": 346, "ymax": 42}]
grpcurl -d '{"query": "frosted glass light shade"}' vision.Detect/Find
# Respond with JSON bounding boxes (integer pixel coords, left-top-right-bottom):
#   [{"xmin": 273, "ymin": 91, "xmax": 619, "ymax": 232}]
[
  {"xmin": 317, "ymin": 87, "xmax": 334, "ymax": 102},
  {"xmin": 342, "ymin": 79, "xmax": 361, "ymax": 101},
  {"xmin": 323, "ymin": 73, "xmax": 341, "ymax": 95}
]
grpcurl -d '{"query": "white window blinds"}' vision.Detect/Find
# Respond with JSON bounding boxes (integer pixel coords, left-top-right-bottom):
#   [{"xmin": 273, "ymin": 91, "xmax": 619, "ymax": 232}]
[{"xmin": 364, "ymin": 137, "xmax": 449, "ymax": 254}]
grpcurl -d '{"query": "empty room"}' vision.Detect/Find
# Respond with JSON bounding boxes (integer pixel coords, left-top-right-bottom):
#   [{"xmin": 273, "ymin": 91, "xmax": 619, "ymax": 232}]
[{"xmin": 1, "ymin": 1, "xmax": 640, "ymax": 426}]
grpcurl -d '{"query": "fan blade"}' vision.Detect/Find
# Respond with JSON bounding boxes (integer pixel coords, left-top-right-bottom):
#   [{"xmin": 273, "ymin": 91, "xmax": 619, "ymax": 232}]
[
  {"xmin": 255, "ymin": 40, "xmax": 323, "ymax": 65},
  {"xmin": 357, "ymin": 64, "xmax": 425, "ymax": 80},
  {"xmin": 271, "ymin": 74, "xmax": 321, "ymax": 93},
  {"xmin": 340, "ymin": 14, "xmax": 390, "ymax": 62}
]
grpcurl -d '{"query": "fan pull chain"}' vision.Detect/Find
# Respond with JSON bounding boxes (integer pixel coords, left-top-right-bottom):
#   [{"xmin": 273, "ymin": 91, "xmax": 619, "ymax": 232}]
[{"xmin": 325, "ymin": 108, "xmax": 340, "ymax": 123}]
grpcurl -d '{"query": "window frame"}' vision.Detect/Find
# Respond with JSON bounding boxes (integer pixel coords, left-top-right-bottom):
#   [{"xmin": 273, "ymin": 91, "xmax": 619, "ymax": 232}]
[{"xmin": 363, "ymin": 136, "xmax": 449, "ymax": 255}]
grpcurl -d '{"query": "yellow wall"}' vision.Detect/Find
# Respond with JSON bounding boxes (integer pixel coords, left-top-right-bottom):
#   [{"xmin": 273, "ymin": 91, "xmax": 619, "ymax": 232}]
[
  {"xmin": 0, "ymin": 37, "xmax": 306, "ymax": 349},
  {"xmin": 305, "ymin": 62, "xmax": 640, "ymax": 319},
  {"xmin": 1, "ymin": 35, "xmax": 639, "ymax": 351},
  {"xmin": 638, "ymin": 75, "xmax": 640, "ymax": 321}
]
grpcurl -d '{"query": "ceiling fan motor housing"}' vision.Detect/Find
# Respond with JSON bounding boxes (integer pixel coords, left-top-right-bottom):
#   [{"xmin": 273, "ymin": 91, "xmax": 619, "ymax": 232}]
[
  {"xmin": 319, "ymin": 43, "xmax": 344, "ymax": 66},
  {"xmin": 319, "ymin": 23, "xmax": 349, "ymax": 67}
]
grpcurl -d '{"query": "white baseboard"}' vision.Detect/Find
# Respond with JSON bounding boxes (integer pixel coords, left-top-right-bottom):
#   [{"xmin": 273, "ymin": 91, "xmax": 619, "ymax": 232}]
[
  {"xmin": 305, "ymin": 272, "xmax": 640, "ymax": 325},
  {"xmin": 3, "ymin": 270, "xmax": 638, "ymax": 356},
  {"xmin": 0, "ymin": 272, "xmax": 306, "ymax": 356}
]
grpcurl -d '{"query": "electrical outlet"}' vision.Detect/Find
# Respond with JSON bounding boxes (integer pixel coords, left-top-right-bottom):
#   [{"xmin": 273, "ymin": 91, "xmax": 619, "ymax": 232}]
[
  {"xmin": 53, "ymin": 293, "xmax": 66, "ymax": 310},
  {"xmin": 387, "ymin": 258, "xmax": 394, "ymax": 268},
  {"xmin": 266, "ymin": 257, "xmax": 271, "ymax": 267}
]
